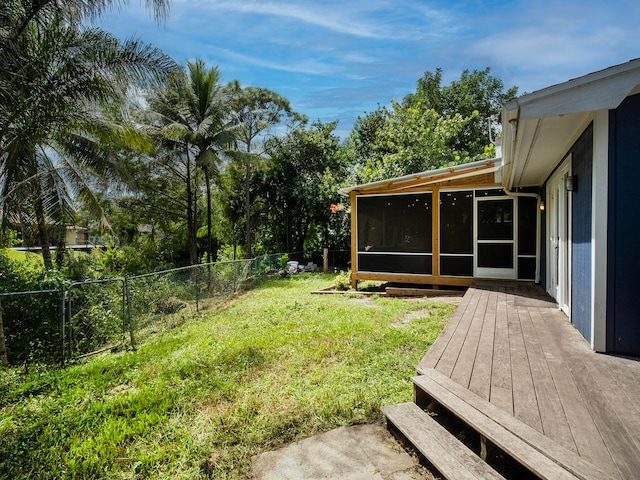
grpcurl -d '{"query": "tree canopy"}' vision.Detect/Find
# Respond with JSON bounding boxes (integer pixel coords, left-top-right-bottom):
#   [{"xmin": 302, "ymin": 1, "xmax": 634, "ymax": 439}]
[
  {"xmin": 1, "ymin": 0, "xmax": 518, "ymax": 276},
  {"xmin": 347, "ymin": 67, "xmax": 517, "ymax": 184}
]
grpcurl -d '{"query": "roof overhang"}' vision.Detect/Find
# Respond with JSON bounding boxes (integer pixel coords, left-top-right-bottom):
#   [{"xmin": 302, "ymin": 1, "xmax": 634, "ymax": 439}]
[
  {"xmin": 502, "ymin": 59, "xmax": 640, "ymax": 189},
  {"xmin": 339, "ymin": 157, "xmax": 502, "ymax": 196}
]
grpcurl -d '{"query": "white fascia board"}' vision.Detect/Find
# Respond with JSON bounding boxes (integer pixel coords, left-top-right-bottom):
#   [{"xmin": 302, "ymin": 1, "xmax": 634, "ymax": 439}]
[{"xmin": 506, "ymin": 59, "xmax": 640, "ymax": 120}]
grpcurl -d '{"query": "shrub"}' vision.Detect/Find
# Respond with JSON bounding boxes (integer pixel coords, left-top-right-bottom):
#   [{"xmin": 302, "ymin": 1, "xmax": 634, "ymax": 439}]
[
  {"xmin": 154, "ymin": 296, "xmax": 187, "ymax": 314},
  {"xmin": 334, "ymin": 270, "xmax": 351, "ymax": 290}
]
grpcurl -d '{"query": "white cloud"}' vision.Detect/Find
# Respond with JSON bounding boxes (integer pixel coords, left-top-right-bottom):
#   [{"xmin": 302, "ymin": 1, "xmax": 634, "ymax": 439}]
[{"xmin": 206, "ymin": 45, "xmax": 336, "ymax": 76}]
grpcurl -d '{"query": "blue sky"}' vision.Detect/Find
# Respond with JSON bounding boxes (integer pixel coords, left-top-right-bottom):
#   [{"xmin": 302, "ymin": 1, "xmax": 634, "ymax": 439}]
[{"xmin": 96, "ymin": 0, "xmax": 640, "ymax": 138}]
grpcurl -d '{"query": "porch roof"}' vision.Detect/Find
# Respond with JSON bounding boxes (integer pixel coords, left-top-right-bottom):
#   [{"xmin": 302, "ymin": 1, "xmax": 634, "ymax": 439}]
[
  {"xmin": 501, "ymin": 58, "xmax": 640, "ymax": 189},
  {"xmin": 338, "ymin": 157, "xmax": 502, "ymax": 196}
]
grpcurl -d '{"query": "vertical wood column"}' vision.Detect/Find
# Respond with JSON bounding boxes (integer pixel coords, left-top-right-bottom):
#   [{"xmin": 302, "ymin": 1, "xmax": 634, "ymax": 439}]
[
  {"xmin": 349, "ymin": 191, "xmax": 358, "ymax": 289},
  {"xmin": 432, "ymin": 186, "xmax": 440, "ymax": 280}
]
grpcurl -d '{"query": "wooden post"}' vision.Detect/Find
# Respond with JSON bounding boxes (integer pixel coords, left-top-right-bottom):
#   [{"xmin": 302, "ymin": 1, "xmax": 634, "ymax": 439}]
[
  {"xmin": 323, "ymin": 248, "xmax": 329, "ymax": 273},
  {"xmin": 349, "ymin": 191, "xmax": 358, "ymax": 289},
  {"xmin": 432, "ymin": 186, "xmax": 439, "ymax": 282}
]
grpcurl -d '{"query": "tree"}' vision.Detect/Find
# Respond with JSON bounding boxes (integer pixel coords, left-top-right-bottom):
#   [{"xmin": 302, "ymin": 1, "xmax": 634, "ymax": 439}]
[
  {"xmin": 0, "ymin": 16, "xmax": 174, "ymax": 268},
  {"xmin": 347, "ymin": 67, "xmax": 517, "ymax": 183},
  {"xmin": 403, "ymin": 67, "xmax": 518, "ymax": 154},
  {"xmin": 258, "ymin": 121, "xmax": 344, "ymax": 254},
  {"xmin": 225, "ymin": 83, "xmax": 301, "ymax": 258},
  {"xmin": 143, "ymin": 60, "xmax": 234, "ymax": 264},
  {"xmin": 1, "ymin": 0, "xmax": 169, "ymax": 48},
  {"xmin": 216, "ymin": 159, "xmax": 246, "ymax": 260}
]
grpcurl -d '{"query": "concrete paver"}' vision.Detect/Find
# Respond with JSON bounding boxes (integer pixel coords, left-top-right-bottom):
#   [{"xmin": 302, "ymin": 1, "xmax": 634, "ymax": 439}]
[{"xmin": 251, "ymin": 424, "xmax": 431, "ymax": 480}]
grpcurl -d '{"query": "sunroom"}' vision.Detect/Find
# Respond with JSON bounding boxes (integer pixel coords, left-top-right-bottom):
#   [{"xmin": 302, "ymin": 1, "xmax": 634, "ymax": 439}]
[{"xmin": 339, "ymin": 158, "xmax": 540, "ymax": 289}]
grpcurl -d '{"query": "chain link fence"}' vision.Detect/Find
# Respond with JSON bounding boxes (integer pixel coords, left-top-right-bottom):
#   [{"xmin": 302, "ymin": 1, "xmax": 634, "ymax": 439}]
[{"xmin": 0, "ymin": 254, "xmax": 286, "ymax": 366}]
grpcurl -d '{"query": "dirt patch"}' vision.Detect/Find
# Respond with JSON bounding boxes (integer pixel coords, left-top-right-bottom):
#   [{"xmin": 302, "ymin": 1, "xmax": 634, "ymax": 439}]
[{"xmin": 348, "ymin": 297, "xmax": 380, "ymax": 307}]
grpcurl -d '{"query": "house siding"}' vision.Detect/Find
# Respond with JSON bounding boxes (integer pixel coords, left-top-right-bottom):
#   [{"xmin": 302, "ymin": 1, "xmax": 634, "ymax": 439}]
[
  {"xmin": 570, "ymin": 124, "xmax": 593, "ymax": 343},
  {"xmin": 607, "ymin": 93, "xmax": 640, "ymax": 355}
]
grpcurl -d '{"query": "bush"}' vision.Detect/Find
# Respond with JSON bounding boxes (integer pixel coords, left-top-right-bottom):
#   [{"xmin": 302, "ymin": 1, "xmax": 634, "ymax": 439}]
[
  {"xmin": 334, "ymin": 270, "xmax": 351, "ymax": 290},
  {"xmin": 154, "ymin": 296, "xmax": 187, "ymax": 314}
]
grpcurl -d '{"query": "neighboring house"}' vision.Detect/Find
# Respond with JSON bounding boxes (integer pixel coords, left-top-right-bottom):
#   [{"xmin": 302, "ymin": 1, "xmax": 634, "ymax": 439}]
[
  {"xmin": 341, "ymin": 58, "xmax": 640, "ymax": 356},
  {"xmin": 57, "ymin": 225, "xmax": 89, "ymax": 246}
]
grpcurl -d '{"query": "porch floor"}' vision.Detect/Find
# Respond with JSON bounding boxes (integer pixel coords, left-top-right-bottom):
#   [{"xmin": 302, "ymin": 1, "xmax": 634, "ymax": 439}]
[{"xmin": 417, "ymin": 284, "xmax": 640, "ymax": 480}]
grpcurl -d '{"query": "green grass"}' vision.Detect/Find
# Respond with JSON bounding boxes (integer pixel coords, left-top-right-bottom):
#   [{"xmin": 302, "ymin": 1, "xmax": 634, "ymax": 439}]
[
  {"xmin": 0, "ymin": 273, "xmax": 455, "ymax": 479},
  {"xmin": 1, "ymin": 248, "xmax": 44, "ymax": 267}
]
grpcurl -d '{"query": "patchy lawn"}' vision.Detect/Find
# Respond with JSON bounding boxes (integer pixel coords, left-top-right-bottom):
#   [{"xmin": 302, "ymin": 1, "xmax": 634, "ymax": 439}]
[{"xmin": 0, "ymin": 273, "xmax": 455, "ymax": 479}]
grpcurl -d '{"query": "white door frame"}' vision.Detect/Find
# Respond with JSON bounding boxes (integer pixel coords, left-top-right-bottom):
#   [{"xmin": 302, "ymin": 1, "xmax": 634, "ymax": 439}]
[
  {"xmin": 546, "ymin": 157, "xmax": 572, "ymax": 315},
  {"xmin": 474, "ymin": 195, "xmax": 516, "ymax": 279}
]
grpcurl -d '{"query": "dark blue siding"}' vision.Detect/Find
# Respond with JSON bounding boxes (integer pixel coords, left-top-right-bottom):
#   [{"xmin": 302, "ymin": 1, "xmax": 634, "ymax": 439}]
[
  {"xmin": 571, "ymin": 124, "xmax": 593, "ymax": 343},
  {"xmin": 607, "ymin": 94, "xmax": 640, "ymax": 356}
]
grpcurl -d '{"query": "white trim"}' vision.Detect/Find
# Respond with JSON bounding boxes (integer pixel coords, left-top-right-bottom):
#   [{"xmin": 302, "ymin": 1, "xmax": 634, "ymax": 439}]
[
  {"xmin": 546, "ymin": 157, "xmax": 572, "ymax": 315},
  {"xmin": 592, "ymin": 110, "xmax": 609, "ymax": 352},
  {"xmin": 504, "ymin": 59, "xmax": 640, "ymax": 119},
  {"xmin": 474, "ymin": 195, "xmax": 517, "ymax": 280}
]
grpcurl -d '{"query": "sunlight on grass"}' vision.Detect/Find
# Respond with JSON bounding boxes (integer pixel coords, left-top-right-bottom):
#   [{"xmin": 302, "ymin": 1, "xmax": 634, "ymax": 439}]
[{"xmin": 0, "ymin": 273, "xmax": 456, "ymax": 479}]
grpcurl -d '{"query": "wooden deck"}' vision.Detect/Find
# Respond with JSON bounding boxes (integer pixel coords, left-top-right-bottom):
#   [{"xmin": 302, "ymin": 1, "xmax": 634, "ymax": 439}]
[{"xmin": 416, "ymin": 285, "xmax": 640, "ymax": 480}]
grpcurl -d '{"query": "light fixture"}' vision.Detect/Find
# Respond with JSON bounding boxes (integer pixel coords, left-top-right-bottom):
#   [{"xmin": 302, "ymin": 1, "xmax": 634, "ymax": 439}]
[
  {"xmin": 539, "ymin": 201, "xmax": 545, "ymax": 211},
  {"xmin": 565, "ymin": 175, "xmax": 575, "ymax": 192}
]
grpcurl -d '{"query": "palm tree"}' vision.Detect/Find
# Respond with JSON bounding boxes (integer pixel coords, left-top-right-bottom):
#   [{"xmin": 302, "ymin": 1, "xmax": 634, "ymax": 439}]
[
  {"xmin": 0, "ymin": 14, "xmax": 174, "ymax": 268},
  {"xmin": 145, "ymin": 59, "xmax": 235, "ymax": 264},
  {"xmin": 1, "ymin": 0, "xmax": 170, "ymax": 47}
]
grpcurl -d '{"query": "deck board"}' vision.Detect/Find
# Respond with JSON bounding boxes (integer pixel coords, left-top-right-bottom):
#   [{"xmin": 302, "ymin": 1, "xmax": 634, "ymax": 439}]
[
  {"xmin": 488, "ymin": 289, "xmax": 513, "ymax": 415},
  {"xmin": 417, "ymin": 285, "xmax": 640, "ymax": 480},
  {"xmin": 467, "ymin": 290, "xmax": 497, "ymax": 399}
]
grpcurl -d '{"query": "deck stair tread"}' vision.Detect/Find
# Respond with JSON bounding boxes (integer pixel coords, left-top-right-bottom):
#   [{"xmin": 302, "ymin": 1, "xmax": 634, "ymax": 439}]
[
  {"xmin": 381, "ymin": 402, "xmax": 506, "ymax": 480},
  {"xmin": 413, "ymin": 368, "xmax": 617, "ymax": 480}
]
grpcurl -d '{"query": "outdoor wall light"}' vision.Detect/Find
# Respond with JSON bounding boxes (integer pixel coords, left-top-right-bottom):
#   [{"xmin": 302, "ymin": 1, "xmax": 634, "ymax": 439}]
[
  {"xmin": 539, "ymin": 201, "xmax": 545, "ymax": 211},
  {"xmin": 565, "ymin": 175, "xmax": 575, "ymax": 192}
]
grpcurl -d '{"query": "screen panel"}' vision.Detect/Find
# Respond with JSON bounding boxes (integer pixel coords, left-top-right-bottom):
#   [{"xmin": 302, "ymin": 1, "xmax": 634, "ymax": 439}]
[
  {"xmin": 357, "ymin": 253, "xmax": 432, "ymax": 274},
  {"xmin": 518, "ymin": 197, "xmax": 537, "ymax": 256},
  {"xmin": 477, "ymin": 199, "xmax": 514, "ymax": 241},
  {"xmin": 440, "ymin": 191, "xmax": 473, "ymax": 254},
  {"xmin": 440, "ymin": 255, "xmax": 473, "ymax": 277},
  {"xmin": 477, "ymin": 244, "xmax": 514, "ymax": 268},
  {"xmin": 357, "ymin": 194, "xmax": 432, "ymax": 253}
]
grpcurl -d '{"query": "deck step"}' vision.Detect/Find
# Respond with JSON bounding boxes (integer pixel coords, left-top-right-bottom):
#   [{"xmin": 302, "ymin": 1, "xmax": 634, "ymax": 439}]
[
  {"xmin": 413, "ymin": 368, "xmax": 617, "ymax": 480},
  {"xmin": 382, "ymin": 402, "xmax": 506, "ymax": 480}
]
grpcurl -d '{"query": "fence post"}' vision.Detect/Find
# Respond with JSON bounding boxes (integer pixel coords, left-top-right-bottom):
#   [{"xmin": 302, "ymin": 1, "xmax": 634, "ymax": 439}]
[
  {"xmin": 194, "ymin": 266, "xmax": 200, "ymax": 313},
  {"xmin": 323, "ymin": 248, "xmax": 329, "ymax": 273},
  {"xmin": 120, "ymin": 278, "xmax": 126, "ymax": 340},
  {"xmin": 124, "ymin": 277, "xmax": 135, "ymax": 350},
  {"xmin": 60, "ymin": 284, "xmax": 66, "ymax": 365},
  {"xmin": 0, "ymin": 300, "xmax": 8, "ymax": 367}
]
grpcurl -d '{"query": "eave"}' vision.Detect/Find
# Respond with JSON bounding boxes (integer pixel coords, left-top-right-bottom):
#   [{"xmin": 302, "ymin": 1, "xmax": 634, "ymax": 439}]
[{"xmin": 502, "ymin": 58, "xmax": 640, "ymax": 189}]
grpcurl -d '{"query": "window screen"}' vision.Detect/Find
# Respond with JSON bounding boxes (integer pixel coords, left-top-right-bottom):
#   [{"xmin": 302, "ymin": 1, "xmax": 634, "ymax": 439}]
[
  {"xmin": 440, "ymin": 191, "xmax": 473, "ymax": 254},
  {"xmin": 357, "ymin": 253, "xmax": 432, "ymax": 274},
  {"xmin": 477, "ymin": 199, "xmax": 513, "ymax": 241},
  {"xmin": 518, "ymin": 197, "xmax": 537, "ymax": 256},
  {"xmin": 478, "ymin": 244, "xmax": 514, "ymax": 268},
  {"xmin": 440, "ymin": 255, "xmax": 473, "ymax": 277},
  {"xmin": 357, "ymin": 194, "xmax": 432, "ymax": 253}
]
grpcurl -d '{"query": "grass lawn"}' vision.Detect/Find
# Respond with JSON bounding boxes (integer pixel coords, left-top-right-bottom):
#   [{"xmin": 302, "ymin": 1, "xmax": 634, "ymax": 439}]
[
  {"xmin": 1, "ymin": 248, "xmax": 44, "ymax": 267},
  {"xmin": 0, "ymin": 273, "xmax": 455, "ymax": 479}
]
